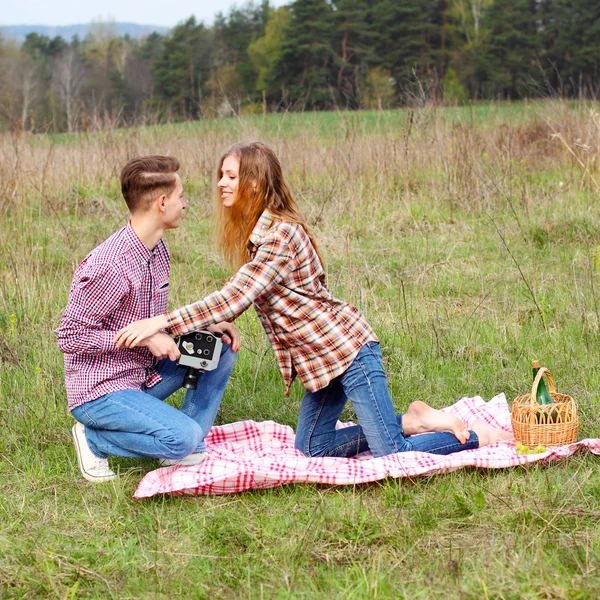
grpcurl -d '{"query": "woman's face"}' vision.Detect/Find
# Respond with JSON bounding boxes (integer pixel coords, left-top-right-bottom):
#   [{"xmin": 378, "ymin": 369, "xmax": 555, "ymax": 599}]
[{"xmin": 218, "ymin": 154, "xmax": 240, "ymax": 207}]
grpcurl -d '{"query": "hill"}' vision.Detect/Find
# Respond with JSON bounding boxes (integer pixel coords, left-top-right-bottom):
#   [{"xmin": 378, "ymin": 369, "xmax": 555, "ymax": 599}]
[{"xmin": 0, "ymin": 22, "xmax": 169, "ymax": 42}]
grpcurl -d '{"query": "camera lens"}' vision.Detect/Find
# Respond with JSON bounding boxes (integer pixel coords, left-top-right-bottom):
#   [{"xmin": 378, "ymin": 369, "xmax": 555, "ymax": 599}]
[{"xmin": 183, "ymin": 367, "xmax": 199, "ymax": 390}]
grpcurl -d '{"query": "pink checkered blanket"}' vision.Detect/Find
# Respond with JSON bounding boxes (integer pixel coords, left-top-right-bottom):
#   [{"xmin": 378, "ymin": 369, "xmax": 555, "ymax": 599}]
[{"xmin": 133, "ymin": 394, "xmax": 600, "ymax": 498}]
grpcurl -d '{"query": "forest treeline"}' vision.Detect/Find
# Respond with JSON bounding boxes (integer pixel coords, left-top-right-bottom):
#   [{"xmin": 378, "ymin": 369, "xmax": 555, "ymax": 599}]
[{"xmin": 1, "ymin": 0, "xmax": 598, "ymax": 133}]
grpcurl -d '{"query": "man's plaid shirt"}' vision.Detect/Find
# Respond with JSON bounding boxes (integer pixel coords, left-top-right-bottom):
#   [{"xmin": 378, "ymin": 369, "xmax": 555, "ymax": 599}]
[
  {"xmin": 57, "ymin": 223, "xmax": 170, "ymax": 410},
  {"xmin": 167, "ymin": 211, "xmax": 377, "ymax": 395}
]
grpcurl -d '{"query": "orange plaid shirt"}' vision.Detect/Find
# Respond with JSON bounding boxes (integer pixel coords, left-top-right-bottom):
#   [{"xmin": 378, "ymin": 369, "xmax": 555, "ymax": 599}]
[{"xmin": 166, "ymin": 211, "xmax": 378, "ymax": 395}]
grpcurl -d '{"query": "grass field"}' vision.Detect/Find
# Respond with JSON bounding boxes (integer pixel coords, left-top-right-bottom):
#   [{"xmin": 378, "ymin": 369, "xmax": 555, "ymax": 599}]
[{"xmin": 1, "ymin": 101, "xmax": 600, "ymax": 599}]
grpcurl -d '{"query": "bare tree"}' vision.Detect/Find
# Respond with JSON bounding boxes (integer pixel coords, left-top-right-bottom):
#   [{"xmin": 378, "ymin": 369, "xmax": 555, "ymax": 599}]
[
  {"xmin": 0, "ymin": 48, "xmax": 39, "ymax": 132},
  {"xmin": 19, "ymin": 60, "xmax": 37, "ymax": 129},
  {"xmin": 52, "ymin": 49, "xmax": 84, "ymax": 133},
  {"xmin": 450, "ymin": 0, "xmax": 493, "ymax": 45}
]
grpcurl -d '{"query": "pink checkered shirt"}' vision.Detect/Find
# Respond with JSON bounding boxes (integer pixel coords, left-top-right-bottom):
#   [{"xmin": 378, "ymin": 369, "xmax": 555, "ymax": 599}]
[
  {"xmin": 57, "ymin": 223, "xmax": 170, "ymax": 410},
  {"xmin": 167, "ymin": 211, "xmax": 378, "ymax": 395}
]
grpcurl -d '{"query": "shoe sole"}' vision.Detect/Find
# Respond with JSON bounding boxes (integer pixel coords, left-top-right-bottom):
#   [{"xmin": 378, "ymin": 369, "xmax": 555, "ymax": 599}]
[
  {"xmin": 72, "ymin": 425, "xmax": 117, "ymax": 483},
  {"xmin": 159, "ymin": 454, "xmax": 208, "ymax": 467}
]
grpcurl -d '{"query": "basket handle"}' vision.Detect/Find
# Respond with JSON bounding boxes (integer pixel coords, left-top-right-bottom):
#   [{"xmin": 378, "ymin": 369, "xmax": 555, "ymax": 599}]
[{"xmin": 530, "ymin": 367, "xmax": 556, "ymax": 405}]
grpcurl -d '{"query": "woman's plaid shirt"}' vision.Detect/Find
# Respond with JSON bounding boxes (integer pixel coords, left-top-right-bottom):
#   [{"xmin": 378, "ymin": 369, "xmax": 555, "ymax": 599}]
[{"xmin": 166, "ymin": 211, "xmax": 377, "ymax": 395}]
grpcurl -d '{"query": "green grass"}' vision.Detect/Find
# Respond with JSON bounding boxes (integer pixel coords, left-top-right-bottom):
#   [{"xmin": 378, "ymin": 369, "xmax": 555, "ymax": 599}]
[
  {"xmin": 2, "ymin": 101, "xmax": 600, "ymax": 598},
  {"xmin": 42, "ymin": 99, "xmax": 599, "ymax": 147}
]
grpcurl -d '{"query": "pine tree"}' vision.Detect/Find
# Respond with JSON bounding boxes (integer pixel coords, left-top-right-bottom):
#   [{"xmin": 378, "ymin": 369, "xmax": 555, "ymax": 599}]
[
  {"xmin": 152, "ymin": 18, "xmax": 214, "ymax": 118},
  {"xmin": 275, "ymin": 0, "xmax": 336, "ymax": 109},
  {"xmin": 372, "ymin": 0, "xmax": 446, "ymax": 99},
  {"xmin": 475, "ymin": 0, "xmax": 539, "ymax": 98},
  {"xmin": 539, "ymin": 0, "xmax": 600, "ymax": 95},
  {"xmin": 332, "ymin": 0, "xmax": 377, "ymax": 107}
]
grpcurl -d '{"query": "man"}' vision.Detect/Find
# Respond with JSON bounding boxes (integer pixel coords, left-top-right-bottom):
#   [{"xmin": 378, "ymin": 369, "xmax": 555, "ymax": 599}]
[{"xmin": 57, "ymin": 155, "xmax": 239, "ymax": 483}]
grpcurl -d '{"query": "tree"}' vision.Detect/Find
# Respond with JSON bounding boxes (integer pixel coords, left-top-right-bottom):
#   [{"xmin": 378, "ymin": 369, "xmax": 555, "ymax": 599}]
[
  {"xmin": 17, "ymin": 59, "xmax": 37, "ymax": 129},
  {"xmin": 119, "ymin": 34, "xmax": 164, "ymax": 121},
  {"xmin": 448, "ymin": 0, "xmax": 493, "ymax": 45},
  {"xmin": 20, "ymin": 33, "xmax": 67, "ymax": 129},
  {"xmin": 77, "ymin": 24, "xmax": 131, "ymax": 126},
  {"xmin": 22, "ymin": 33, "xmax": 68, "ymax": 62},
  {"xmin": 442, "ymin": 66, "xmax": 468, "ymax": 103},
  {"xmin": 206, "ymin": 64, "xmax": 247, "ymax": 115},
  {"xmin": 152, "ymin": 17, "xmax": 214, "ymax": 118},
  {"xmin": 247, "ymin": 6, "xmax": 291, "ymax": 97},
  {"xmin": 0, "ymin": 45, "xmax": 40, "ymax": 131},
  {"xmin": 275, "ymin": 0, "xmax": 336, "ymax": 109},
  {"xmin": 332, "ymin": 0, "xmax": 377, "ymax": 107},
  {"xmin": 372, "ymin": 0, "xmax": 446, "ymax": 100},
  {"xmin": 359, "ymin": 66, "xmax": 396, "ymax": 109},
  {"xmin": 475, "ymin": 0, "xmax": 539, "ymax": 98},
  {"xmin": 52, "ymin": 48, "xmax": 84, "ymax": 132},
  {"xmin": 443, "ymin": 0, "xmax": 494, "ymax": 96},
  {"xmin": 213, "ymin": 1, "xmax": 270, "ymax": 99},
  {"xmin": 539, "ymin": 0, "xmax": 600, "ymax": 96}
]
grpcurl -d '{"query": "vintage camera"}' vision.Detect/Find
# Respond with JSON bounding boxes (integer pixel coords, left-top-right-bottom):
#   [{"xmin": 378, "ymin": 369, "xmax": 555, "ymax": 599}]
[{"xmin": 176, "ymin": 330, "xmax": 223, "ymax": 390}]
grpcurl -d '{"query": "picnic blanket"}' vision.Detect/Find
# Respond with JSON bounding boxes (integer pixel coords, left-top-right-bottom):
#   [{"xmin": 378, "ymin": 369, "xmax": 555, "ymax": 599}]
[{"xmin": 133, "ymin": 394, "xmax": 600, "ymax": 498}]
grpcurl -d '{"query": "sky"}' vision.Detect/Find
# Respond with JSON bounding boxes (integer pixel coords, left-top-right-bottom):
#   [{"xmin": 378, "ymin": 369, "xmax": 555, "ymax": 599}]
[{"xmin": 0, "ymin": 0, "xmax": 288, "ymax": 27}]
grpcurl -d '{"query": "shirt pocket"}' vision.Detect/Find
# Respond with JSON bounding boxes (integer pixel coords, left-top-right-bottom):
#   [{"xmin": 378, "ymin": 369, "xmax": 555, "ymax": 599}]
[{"xmin": 153, "ymin": 280, "xmax": 169, "ymax": 313}]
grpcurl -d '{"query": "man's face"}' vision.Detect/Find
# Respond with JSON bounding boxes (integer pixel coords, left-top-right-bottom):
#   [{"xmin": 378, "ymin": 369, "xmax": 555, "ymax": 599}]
[{"xmin": 163, "ymin": 173, "xmax": 185, "ymax": 229}]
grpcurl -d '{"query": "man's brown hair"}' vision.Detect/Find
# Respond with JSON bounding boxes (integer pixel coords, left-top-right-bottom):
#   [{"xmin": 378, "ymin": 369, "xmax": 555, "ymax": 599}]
[{"xmin": 120, "ymin": 155, "xmax": 180, "ymax": 212}]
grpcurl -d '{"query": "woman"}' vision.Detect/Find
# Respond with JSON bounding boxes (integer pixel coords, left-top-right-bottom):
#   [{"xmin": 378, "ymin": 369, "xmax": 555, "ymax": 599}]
[{"xmin": 115, "ymin": 142, "xmax": 512, "ymax": 458}]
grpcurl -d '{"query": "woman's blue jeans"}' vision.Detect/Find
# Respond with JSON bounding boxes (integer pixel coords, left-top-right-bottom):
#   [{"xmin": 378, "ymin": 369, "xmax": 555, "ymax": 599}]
[
  {"xmin": 295, "ymin": 342, "xmax": 479, "ymax": 458},
  {"xmin": 71, "ymin": 344, "xmax": 237, "ymax": 460}
]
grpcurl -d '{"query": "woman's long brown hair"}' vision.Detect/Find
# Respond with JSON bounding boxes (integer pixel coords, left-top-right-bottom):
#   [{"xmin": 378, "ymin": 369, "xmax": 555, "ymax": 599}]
[{"xmin": 215, "ymin": 141, "xmax": 323, "ymax": 270}]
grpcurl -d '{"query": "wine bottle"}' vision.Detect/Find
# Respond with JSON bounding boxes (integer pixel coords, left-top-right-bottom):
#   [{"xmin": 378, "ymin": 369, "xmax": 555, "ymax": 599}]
[{"xmin": 532, "ymin": 360, "xmax": 555, "ymax": 423}]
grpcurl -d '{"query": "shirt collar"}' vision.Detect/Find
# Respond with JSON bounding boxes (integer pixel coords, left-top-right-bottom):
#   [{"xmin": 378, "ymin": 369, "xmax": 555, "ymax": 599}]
[
  {"xmin": 125, "ymin": 221, "xmax": 153, "ymax": 262},
  {"xmin": 248, "ymin": 210, "xmax": 274, "ymax": 248}
]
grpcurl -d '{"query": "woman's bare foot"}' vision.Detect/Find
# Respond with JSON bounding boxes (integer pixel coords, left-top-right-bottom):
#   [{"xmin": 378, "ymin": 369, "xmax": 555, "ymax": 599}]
[
  {"xmin": 402, "ymin": 400, "xmax": 471, "ymax": 444},
  {"xmin": 470, "ymin": 419, "xmax": 514, "ymax": 447}
]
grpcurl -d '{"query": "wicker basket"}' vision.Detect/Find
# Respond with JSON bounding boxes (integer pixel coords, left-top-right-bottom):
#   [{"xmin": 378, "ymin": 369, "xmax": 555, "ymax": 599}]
[{"xmin": 511, "ymin": 367, "xmax": 578, "ymax": 447}]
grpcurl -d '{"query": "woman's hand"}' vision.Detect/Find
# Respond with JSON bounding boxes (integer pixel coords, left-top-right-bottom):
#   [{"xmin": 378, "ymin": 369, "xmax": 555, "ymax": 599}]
[
  {"xmin": 139, "ymin": 332, "xmax": 181, "ymax": 361},
  {"xmin": 206, "ymin": 321, "xmax": 241, "ymax": 352},
  {"xmin": 114, "ymin": 314, "xmax": 169, "ymax": 349}
]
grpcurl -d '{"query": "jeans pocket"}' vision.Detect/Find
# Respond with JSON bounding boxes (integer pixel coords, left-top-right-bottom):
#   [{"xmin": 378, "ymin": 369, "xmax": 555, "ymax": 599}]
[
  {"xmin": 361, "ymin": 342, "xmax": 384, "ymax": 369},
  {"xmin": 364, "ymin": 341, "xmax": 380, "ymax": 356}
]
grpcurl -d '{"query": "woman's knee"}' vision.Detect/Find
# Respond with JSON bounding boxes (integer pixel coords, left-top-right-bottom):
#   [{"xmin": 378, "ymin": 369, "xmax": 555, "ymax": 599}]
[
  {"xmin": 294, "ymin": 436, "xmax": 309, "ymax": 456},
  {"xmin": 219, "ymin": 342, "xmax": 238, "ymax": 371},
  {"xmin": 294, "ymin": 433, "xmax": 329, "ymax": 457}
]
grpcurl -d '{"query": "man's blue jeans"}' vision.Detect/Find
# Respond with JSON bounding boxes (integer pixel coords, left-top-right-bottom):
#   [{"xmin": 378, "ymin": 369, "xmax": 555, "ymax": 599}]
[
  {"xmin": 71, "ymin": 344, "xmax": 237, "ymax": 459},
  {"xmin": 295, "ymin": 342, "xmax": 479, "ymax": 458}
]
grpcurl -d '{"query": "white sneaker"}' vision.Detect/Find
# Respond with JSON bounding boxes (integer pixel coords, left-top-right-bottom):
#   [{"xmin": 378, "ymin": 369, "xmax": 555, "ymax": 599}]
[
  {"xmin": 72, "ymin": 423, "xmax": 117, "ymax": 483},
  {"xmin": 159, "ymin": 452, "xmax": 208, "ymax": 467}
]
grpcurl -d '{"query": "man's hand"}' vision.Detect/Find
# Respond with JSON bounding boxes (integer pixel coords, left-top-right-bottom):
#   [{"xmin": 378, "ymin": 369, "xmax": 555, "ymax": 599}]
[
  {"xmin": 140, "ymin": 332, "xmax": 181, "ymax": 361},
  {"xmin": 115, "ymin": 314, "xmax": 169, "ymax": 349},
  {"xmin": 206, "ymin": 322, "xmax": 241, "ymax": 352}
]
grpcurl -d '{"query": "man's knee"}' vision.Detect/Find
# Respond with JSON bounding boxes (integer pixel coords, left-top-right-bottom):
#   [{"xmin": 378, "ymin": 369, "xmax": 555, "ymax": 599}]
[{"xmin": 161, "ymin": 420, "xmax": 203, "ymax": 458}]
